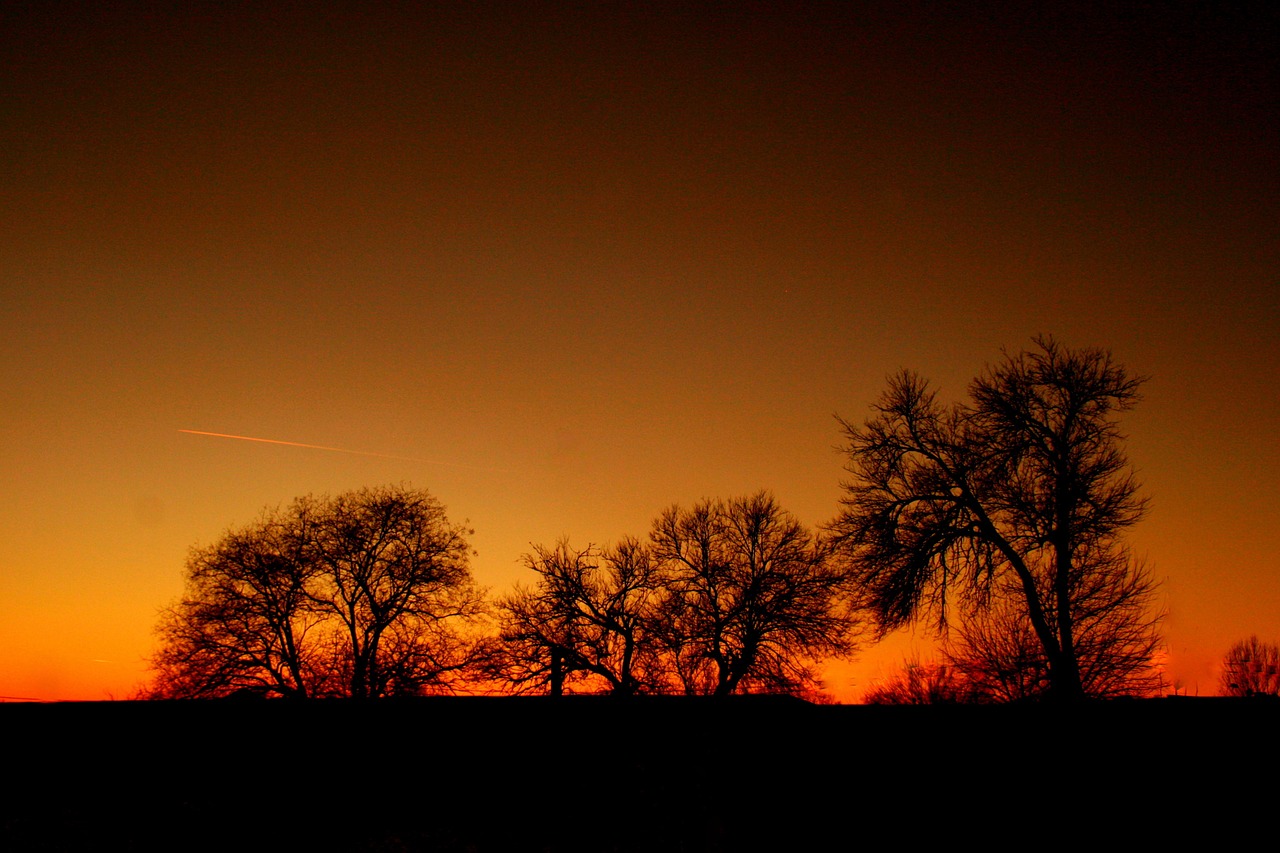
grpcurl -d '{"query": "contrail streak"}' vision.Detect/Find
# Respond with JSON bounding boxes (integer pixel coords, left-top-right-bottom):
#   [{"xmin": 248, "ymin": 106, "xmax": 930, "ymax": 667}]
[{"xmin": 179, "ymin": 429, "xmax": 507, "ymax": 472}]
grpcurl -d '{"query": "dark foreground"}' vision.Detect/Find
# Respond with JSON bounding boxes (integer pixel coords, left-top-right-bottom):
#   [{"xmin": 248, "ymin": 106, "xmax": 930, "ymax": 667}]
[{"xmin": 3, "ymin": 695, "xmax": 1276, "ymax": 851}]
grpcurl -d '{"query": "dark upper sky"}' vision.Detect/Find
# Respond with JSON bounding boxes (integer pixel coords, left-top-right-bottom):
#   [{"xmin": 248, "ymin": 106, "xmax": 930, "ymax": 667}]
[{"xmin": 1, "ymin": 2, "xmax": 1276, "ymax": 700}]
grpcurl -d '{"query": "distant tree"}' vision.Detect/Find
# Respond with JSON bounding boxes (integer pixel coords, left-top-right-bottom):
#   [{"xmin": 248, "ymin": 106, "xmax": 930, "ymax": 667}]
[
  {"xmin": 650, "ymin": 492, "xmax": 862, "ymax": 697},
  {"xmin": 1220, "ymin": 636, "xmax": 1280, "ymax": 697},
  {"xmin": 941, "ymin": 597, "xmax": 1046, "ymax": 703},
  {"xmin": 490, "ymin": 538, "xmax": 665, "ymax": 695},
  {"xmin": 863, "ymin": 656, "xmax": 975, "ymax": 705},
  {"xmin": 829, "ymin": 337, "xmax": 1160, "ymax": 702},
  {"xmin": 150, "ymin": 485, "xmax": 488, "ymax": 699}
]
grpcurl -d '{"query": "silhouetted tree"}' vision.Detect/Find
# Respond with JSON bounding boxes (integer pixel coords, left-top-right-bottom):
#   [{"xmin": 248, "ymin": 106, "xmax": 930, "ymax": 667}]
[
  {"xmin": 150, "ymin": 485, "xmax": 488, "ymax": 699},
  {"xmin": 830, "ymin": 337, "xmax": 1159, "ymax": 702},
  {"xmin": 490, "ymin": 538, "xmax": 665, "ymax": 695},
  {"xmin": 650, "ymin": 492, "xmax": 862, "ymax": 696},
  {"xmin": 945, "ymin": 550, "xmax": 1164, "ymax": 700},
  {"xmin": 1220, "ymin": 636, "xmax": 1280, "ymax": 697},
  {"xmin": 303, "ymin": 487, "xmax": 485, "ymax": 698},
  {"xmin": 151, "ymin": 508, "xmax": 320, "ymax": 698},
  {"xmin": 863, "ymin": 656, "xmax": 975, "ymax": 705}
]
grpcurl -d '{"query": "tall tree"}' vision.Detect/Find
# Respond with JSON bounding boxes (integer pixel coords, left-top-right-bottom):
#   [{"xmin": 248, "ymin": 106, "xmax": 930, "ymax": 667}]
[
  {"xmin": 150, "ymin": 485, "xmax": 487, "ymax": 699},
  {"xmin": 830, "ymin": 337, "xmax": 1159, "ymax": 702},
  {"xmin": 650, "ymin": 492, "xmax": 861, "ymax": 697}
]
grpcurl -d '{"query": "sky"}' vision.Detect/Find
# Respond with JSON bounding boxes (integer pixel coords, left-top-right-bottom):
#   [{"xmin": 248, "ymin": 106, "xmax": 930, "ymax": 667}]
[{"xmin": 2, "ymin": 2, "xmax": 1276, "ymax": 702}]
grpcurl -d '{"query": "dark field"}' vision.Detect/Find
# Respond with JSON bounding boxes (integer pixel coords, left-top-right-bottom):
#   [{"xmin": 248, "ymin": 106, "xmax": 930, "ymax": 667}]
[{"xmin": 4, "ymin": 696, "xmax": 1275, "ymax": 850}]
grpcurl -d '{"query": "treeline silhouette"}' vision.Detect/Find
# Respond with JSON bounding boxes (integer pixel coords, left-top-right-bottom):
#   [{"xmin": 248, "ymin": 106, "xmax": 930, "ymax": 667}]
[
  {"xmin": 148, "ymin": 487, "xmax": 859, "ymax": 700},
  {"xmin": 7, "ymin": 338, "xmax": 1278, "ymax": 851},
  {"xmin": 149, "ymin": 338, "xmax": 1173, "ymax": 703}
]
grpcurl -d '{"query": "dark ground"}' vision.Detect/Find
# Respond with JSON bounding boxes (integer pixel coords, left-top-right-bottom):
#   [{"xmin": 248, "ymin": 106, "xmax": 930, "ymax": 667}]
[{"xmin": 3, "ymin": 695, "xmax": 1275, "ymax": 851}]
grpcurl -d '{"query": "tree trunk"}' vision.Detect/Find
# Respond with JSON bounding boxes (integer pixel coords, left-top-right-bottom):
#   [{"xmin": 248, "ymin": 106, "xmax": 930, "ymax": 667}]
[
  {"xmin": 549, "ymin": 648, "xmax": 563, "ymax": 697},
  {"xmin": 1048, "ymin": 472, "xmax": 1085, "ymax": 703}
]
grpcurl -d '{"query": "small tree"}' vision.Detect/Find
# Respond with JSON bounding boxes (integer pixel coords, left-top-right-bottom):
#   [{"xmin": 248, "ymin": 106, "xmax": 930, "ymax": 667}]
[
  {"xmin": 491, "ymin": 538, "xmax": 665, "ymax": 695},
  {"xmin": 863, "ymin": 656, "xmax": 975, "ymax": 705},
  {"xmin": 1220, "ymin": 636, "xmax": 1280, "ymax": 697},
  {"xmin": 830, "ymin": 337, "xmax": 1160, "ymax": 702},
  {"xmin": 650, "ymin": 491, "xmax": 862, "ymax": 696},
  {"xmin": 151, "ymin": 485, "xmax": 488, "ymax": 699}
]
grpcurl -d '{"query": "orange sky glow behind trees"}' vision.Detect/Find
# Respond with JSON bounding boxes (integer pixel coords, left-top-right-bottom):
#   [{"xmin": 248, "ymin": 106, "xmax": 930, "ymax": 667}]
[{"xmin": 1, "ymin": 3, "xmax": 1276, "ymax": 701}]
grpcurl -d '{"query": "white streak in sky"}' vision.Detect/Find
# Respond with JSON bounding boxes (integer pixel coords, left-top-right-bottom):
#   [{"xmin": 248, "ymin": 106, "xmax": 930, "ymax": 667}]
[{"xmin": 178, "ymin": 430, "xmax": 508, "ymax": 472}]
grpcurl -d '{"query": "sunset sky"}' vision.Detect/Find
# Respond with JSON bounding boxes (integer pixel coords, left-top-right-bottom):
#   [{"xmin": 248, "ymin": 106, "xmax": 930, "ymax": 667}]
[{"xmin": 2, "ymin": 2, "xmax": 1275, "ymax": 701}]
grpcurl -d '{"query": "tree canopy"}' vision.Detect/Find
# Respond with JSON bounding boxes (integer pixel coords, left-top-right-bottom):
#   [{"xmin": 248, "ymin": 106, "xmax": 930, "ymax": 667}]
[
  {"xmin": 1220, "ymin": 636, "xmax": 1280, "ymax": 697},
  {"xmin": 150, "ymin": 485, "xmax": 488, "ymax": 699},
  {"xmin": 829, "ymin": 337, "xmax": 1162, "ymax": 701},
  {"xmin": 651, "ymin": 493, "xmax": 862, "ymax": 697},
  {"xmin": 490, "ymin": 491, "xmax": 862, "ymax": 698},
  {"xmin": 490, "ymin": 538, "xmax": 665, "ymax": 696}
]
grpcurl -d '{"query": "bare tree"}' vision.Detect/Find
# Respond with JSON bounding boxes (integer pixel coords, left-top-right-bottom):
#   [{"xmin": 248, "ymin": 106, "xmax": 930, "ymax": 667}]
[
  {"xmin": 151, "ymin": 507, "xmax": 322, "ymax": 698},
  {"xmin": 1220, "ymin": 636, "xmax": 1280, "ymax": 697},
  {"xmin": 650, "ymin": 492, "xmax": 862, "ymax": 697},
  {"xmin": 863, "ymin": 656, "xmax": 975, "ymax": 705},
  {"xmin": 830, "ymin": 337, "xmax": 1161, "ymax": 702},
  {"xmin": 945, "ymin": 550, "xmax": 1164, "ymax": 701},
  {"xmin": 942, "ymin": 597, "xmax": 1047, "ymax": 703},
  {"xmin": 482, "ymin": 493, "xmax": 861, "ymax": 698},
  {"xmin": 150, "ymin": 485, "xmax": 488, "ymax": 699},
  {"xmin": 305, "ymin": 486, "xmax": 484, "ymax": 698},
  {"xmin": 490, "ymin": 538, "xmax": 664, "ymax": 695}
]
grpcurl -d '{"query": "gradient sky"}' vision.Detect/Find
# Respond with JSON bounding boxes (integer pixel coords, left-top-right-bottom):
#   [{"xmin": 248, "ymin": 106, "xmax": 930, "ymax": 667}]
[{"xmin": 2, "ymin": 2, "xmax": 1276, "ymax": 701}]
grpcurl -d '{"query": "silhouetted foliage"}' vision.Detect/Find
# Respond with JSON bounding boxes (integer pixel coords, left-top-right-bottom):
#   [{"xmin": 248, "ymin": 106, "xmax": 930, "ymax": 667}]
[
  {"xmin": 650, "ymin": 492, "xmax": 862, "ymax": 696},
  {"xmin": 489, "ymin": 538, "xmax": 665, "ymax": 695},
  {"xmin": 485, "ymin": 492, "xmax": 862, "ymax": 698},
  {"xmin": 944, "ymin": 551, "xmax": 1164, "ymax": 700},
  {"xmin": 863, "ymin": 656, "xmax": 976, "ymax": 705},
  {"xmin": 150, "ymin": 511, "xmax": 316, "ymax": 698},
  {"xmin": 150, "ymin": 485, "xmax": 489, "ymax": 699},
  {"xmin": 1220, "ymin": 636, "xmax": 1280, "ymax": 697},
  {"xmin": 830, "ymin": 337, "xmax": 1161, "ymax": 702}
]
